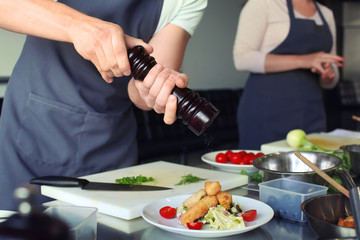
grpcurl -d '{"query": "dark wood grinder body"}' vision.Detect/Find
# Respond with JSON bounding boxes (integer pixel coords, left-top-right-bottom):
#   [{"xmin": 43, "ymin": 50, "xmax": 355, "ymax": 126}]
[{"xmin": 127, "ymin": 45, "xmax": 219, "ymax": 136}]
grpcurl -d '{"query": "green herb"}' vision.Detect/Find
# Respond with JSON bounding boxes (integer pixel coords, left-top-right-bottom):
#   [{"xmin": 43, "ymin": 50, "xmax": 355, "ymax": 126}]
[
  {"xmin": 250, "ymin": 172, "xmax": 262, "ymax": 184},
  {"xmin": 115, "ymin": 175, "xmax": 155, "ymax": 185},
  {"xmin": 240, "ymin": 170, "xmax": 248, "ymax": 175},
  {"xmin": 175, "ymin": 174, "xmax": 207, "ymax": 186}
]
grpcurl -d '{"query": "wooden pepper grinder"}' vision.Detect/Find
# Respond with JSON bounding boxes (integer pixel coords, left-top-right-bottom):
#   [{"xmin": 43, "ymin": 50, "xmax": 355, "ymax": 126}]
[{"xmin": 128, "ymin": 45, "xmax": 219, "ymax": 136}]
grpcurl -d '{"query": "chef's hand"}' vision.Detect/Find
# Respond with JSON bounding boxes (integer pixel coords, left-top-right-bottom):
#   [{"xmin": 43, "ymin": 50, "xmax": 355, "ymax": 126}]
[
  {"xmin": 71, "ymin": 18, "xmax": 152, "ymax": 83},
  {"xmin": 132, "ymin": 63, "xmax": 188, "ymax": 124},
  {"xmin": 302, "ymin": 51, "xmax": 344, "ymax": 76},
  {"xmin": 311, "ymin": 62, "xmax": 337, "ymax": 86}
]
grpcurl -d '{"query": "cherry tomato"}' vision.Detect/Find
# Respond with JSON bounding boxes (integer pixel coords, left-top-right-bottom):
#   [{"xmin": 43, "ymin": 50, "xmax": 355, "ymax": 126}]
[
  {"xmin": 159, "ymin": 206, "xmax": 176, "ymax": 219},
  {"xmin": 230, "ymin": 152, "xmax": 241, "ymax": 164},
  {"xmin": 240, "ymin": 154, "xmax": 250, "ymax": 165},
  {"xmin": 215, "ymin": 153, "xmax": 227, "ymax": 163},
  {"xmin": 225, "ymin": 150, "xmax": 233, "ymax": 159},
  {"xmin": 187, "ymin": 222, "xmax": 204, "ymax": 230},
  {"xmin": 255, "ymin": 152, "xmax": 264, "ymax": 158},
  {"xmin": 241, "ymin": 209, "xmax": 257, "ymax": 221},
  {"xmin": 238, "ymin": 151, "xmax": 247, "ymax": 158}
]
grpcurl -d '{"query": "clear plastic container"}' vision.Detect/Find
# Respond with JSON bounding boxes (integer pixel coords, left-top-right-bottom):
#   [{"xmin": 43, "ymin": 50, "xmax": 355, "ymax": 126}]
[
  {"xmin": 258, "ymin": 178, "xmax": 328, "ymax": 222},
  {"xmin": 44, "ymin": 205, "xmax": 97, "ymax": 240}
]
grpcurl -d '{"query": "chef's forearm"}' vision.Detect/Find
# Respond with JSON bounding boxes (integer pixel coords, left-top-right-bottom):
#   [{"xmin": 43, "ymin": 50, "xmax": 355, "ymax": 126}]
[{"xmin": 0, "ymin": 0, "xmax": 91, "ymax": 43}]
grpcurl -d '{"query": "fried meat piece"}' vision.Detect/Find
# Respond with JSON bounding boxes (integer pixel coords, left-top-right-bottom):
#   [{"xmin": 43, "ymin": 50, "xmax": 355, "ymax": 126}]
[
  {"xmin": 204, "ymin": 181, "xmax": 221, "ymax": 196},
  {"xmin": 183, "ymin": 189, "xmax": 207, "ymax": 209},
  {"xmin": 181, "ymin": 195, "xmax": 218, "ymax": 227},
  {"xmin": 338, "ymin": 216, "xmax": 355, "ymax": 228},
  {"xmin": 216, "ymin": 191, "xmax": 232, "ymax": 210}
]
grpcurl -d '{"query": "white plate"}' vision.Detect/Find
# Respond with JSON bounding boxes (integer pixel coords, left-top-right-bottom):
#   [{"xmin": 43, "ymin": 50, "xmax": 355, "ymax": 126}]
[
  {"xmin": 201, "ymin": 150, "xmax": 261, "ymax": 174},
  {"xmin": 141, "ymin": 195, "xmax": 274, "ymax": 238}
]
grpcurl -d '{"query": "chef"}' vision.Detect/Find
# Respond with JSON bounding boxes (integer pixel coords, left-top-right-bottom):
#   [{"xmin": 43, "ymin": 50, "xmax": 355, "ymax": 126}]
[{"xmin": 0, "ymin": 0, "xmax": 207, "ymax": 210}]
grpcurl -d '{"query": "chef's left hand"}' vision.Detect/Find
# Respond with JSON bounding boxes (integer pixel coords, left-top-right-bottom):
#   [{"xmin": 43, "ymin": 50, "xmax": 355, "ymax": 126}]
[
  {"xmin": 311, "ymin": 62, "xmax": 336, "ymax": 86},
  {"xmin": 132, "ymin": 63, "xmax": 188, "ymax": 124}
]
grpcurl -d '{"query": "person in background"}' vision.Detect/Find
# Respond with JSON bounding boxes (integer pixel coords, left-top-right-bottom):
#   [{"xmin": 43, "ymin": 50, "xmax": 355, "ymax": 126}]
[
  {"xmin": 0, "ymin": 0, "xmax": 207, "ymax": 210},
  {"xmin": 233, "ymin": 0, "xmax": 344, "ymax": 150}
]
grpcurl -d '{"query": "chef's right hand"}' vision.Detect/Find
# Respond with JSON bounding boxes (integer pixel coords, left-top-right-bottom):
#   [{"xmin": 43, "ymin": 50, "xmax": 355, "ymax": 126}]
[{"xmin": 70, "ymin": 17, "xmax": 152, "ymax": 83}]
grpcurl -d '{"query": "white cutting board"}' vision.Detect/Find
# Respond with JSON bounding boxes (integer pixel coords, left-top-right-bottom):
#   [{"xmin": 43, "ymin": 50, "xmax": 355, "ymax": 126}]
[
  {"xmin": 40, "ymin": 161, "xmax": 248, "ymax": 220},
  {"xmin": 261, "ymin": 133, "xmax": 360, "ymax": 154}
]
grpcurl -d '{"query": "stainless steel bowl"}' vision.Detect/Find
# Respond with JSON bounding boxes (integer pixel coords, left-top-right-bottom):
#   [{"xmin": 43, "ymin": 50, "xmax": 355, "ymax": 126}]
[
  {"xmin": 340, "ymin": 145, "xmax": 360, "ymax": 175},
  {"xmin": 253, "ymin": 151, "xmax": 343, "ymax": 185},
  {"xmin": 301, "ymin": 194, "xmax": 356, "ymax": 239}
]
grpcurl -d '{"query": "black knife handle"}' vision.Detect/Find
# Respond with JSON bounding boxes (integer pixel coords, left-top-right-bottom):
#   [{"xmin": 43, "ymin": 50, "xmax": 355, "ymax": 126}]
[{"xmin": 30, "ymin": 176, "xmax": 89, "ymax": 187}]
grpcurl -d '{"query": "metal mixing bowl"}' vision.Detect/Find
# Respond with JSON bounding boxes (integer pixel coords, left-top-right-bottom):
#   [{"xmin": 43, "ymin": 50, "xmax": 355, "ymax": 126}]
[
  {"xmin": 253, "ymin": 151, "xmax": 343, "ymax": 186},
  {"xmin": 340, "ymin": 144, "xmax": 360, "ymax": 175},
  {"xmin": 301, "ymin": 194, "xmax": 356, "ymax": 239}
]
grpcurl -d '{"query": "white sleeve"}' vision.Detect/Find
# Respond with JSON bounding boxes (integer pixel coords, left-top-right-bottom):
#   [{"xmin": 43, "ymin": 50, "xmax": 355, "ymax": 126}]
[
  {"xmin": 233, "ymin": 0, "xmax": 269, "ymax": 73},
  {"xmin": 318, "ymin": 4, "xmax": 339, "ymax": 89},
  {"xmin": 154, "ymin": 0, "xmax": 208, "ymax": 36}
]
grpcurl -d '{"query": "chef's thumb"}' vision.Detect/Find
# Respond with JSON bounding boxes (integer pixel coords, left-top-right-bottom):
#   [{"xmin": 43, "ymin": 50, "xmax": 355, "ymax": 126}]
[{"xmin": 125, "ymin": 36, "xmax": 153, "ymax": 55}]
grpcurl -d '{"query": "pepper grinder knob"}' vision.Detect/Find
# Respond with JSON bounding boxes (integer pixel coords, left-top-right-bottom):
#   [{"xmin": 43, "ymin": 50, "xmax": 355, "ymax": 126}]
[{"xmin": 128, "ymin": 45, "xmax": 219, "ymax": 136}]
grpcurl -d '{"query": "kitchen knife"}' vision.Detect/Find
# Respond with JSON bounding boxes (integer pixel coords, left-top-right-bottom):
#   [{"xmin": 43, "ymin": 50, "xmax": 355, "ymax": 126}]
[{"xmin": 30, "ymin": 176, "xmax": 172, "ymax": 191}]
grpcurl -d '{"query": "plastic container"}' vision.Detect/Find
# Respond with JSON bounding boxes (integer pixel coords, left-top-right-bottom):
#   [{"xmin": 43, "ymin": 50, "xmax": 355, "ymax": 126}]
[
  {"xmin": 44, "ymin": 205, "xmax": 97, "ymax": 240},
  {"xmin": 258, "ymin": 178, "xmax": 328, "ymax": 222}
]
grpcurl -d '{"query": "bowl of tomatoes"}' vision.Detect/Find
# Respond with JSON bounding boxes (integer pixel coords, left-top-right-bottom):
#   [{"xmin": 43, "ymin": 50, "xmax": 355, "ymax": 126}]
[{"xmin": 201, "ymin": 150, "xmax": 264, "ymax": 174}]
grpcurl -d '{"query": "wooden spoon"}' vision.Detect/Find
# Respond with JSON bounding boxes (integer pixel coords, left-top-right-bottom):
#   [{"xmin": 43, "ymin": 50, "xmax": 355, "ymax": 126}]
[{"xmin": 294, "ymin": 151, "xmax": 350, "ymax": 198}]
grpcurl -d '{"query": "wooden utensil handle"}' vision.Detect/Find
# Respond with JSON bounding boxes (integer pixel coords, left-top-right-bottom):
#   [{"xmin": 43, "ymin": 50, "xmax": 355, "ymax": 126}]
[{"xmin": 294, "ymin": 152, "xmax": 350, "ymax": 198}]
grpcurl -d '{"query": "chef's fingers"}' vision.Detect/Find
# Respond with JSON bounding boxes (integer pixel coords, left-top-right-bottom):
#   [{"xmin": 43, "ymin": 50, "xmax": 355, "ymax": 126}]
[
  {"xmin": 174, "ymin": 72, "xmax": 189, "ymax": 89},
  {"xmin": 124, "ymin": 35, "xmax": 154, "ymax": 55},
  {"xmin": 163, "ymin": 95, "xmax": 178, "ymax": 125},
  {"xmin": 153, "ymin": 73, "xmax": 176, "ymax": 114}
]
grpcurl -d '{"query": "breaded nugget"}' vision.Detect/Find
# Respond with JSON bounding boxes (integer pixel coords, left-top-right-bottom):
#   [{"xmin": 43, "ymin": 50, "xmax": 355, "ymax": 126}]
[
  {"xmin": 205, "ymin": 181, "xmax": 221, "ymax": 196},
  {"xmin": 183, "ymin": 189, "xmax": 207, "ymax": 209},
  {"xmin": 216, "ymin": 191, "xmax": 232, "ymax": 210},
  {"xmin": 181, "ymin": 196, "xmax": 218, "ymax": 227}
]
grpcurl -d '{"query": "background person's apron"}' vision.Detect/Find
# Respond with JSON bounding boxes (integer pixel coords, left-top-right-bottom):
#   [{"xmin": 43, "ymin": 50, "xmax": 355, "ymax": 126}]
[
  {"xmin": 0, "ymin": 0, "xmax": 163, "ymax": 210},
  {"xmin": 237, "ymin": 0, "xmax": 333, "ymax": 150}
]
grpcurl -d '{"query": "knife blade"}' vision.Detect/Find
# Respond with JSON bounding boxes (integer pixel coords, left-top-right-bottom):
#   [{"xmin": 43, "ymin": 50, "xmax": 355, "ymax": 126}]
[{"xmin": 30, "ymin": 176, "xmax": 172, "ymax": 191}]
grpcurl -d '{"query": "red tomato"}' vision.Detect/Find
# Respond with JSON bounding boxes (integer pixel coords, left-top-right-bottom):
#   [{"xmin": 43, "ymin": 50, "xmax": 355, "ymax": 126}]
[
  {"xmin": 225, "ymin": 150, "xmax": 233, "ymax": 159},
  {"xmin": 215, "ymin": 153, "xmax": 228, "ymax": 163},
  {"xmin": 240, "ymin": 154, "xmax": 250, "ymax": 165},
  {"xmin": 187, "ymin": 222, "xmax": 204, "ymax": 230},
  {"xmin": 255, "ymin": 152, "xmax": 264, "ymax": 158},
  {"xmin": 241, "ymin": 209, "xmax": 257, "ymax": 221},
  {"xmin": 238, "ymin": 151, "xmax": 247, "ymax": 158},
  {"xmin": 230, "ymin": 152, "xmax": 241, "ymax": 164},
  {"xmin": 159, "ymin": 206, "xmax": 176, "ymax": 219}
]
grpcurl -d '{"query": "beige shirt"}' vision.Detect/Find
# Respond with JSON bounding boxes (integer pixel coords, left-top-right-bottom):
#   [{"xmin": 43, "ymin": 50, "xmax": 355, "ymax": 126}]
[{"xmin": 233, "ymin": 0, "xmax": 338, "ymax": 86}]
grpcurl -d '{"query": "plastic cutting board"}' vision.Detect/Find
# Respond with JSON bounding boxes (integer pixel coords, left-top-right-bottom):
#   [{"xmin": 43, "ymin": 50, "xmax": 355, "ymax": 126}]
[{"xmin": 40, "ymin": 161, "xmax": 248, "ymax": 220}]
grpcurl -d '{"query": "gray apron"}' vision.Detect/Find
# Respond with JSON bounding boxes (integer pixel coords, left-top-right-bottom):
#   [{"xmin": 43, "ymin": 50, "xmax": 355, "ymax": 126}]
[
  {"xmin": 238, "ymin": 0, "xmax": 333, "ymax": 150},
  {"xmin": 0, "ymin": 0, "xmax": 163, "ymax": 210}
]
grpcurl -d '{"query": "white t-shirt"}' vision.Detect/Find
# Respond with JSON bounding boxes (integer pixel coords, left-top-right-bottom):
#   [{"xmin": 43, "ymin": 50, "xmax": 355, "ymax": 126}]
[
  {"xmin": 233, "ymin": 0, "xmax": 338, "ymax": 86},
  {"xmin": 155, "ymin": 0, "xmax": 208, "ymax": 36}
]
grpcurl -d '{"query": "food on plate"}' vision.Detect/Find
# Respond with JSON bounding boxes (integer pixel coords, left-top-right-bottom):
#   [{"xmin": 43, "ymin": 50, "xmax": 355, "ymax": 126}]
[
  {"xmin": 115, "ymin": 175, "xmax": 155, "ymax": 185},
  {"xmin": 338, "ymin": 216, "xmax": 354, "ymax": 228},
  {"xmin": 183, "ymin": 189, "xmax": 207, "ymax": 209},
  {"xmin": 166, "ymin": 181, "xmax": 257, "ymax": 230},
  {"xmin": 175, "ymin": 174, "xmax": 207, "ymax": 186},
  {"xmin": 159, "ymin": 206, "xmax": 177, "ymax": 219},
  {"xmin": 205, "ymin": 181, "xmax": 221, "ymax": 196},
  {"xmin": 181, "ymin": 195, "xmax": 218, "ymax": 227},
  {"xmin": 216, "ymin": 191, "xmax": 232, "ymax": 210},
  {"xmin": 215, "ymin": 150, "xmax": 264, "ymax": 165},
  {"xmin": 240, "ymin": 209, "xmax": 257, "ymax": 222}
]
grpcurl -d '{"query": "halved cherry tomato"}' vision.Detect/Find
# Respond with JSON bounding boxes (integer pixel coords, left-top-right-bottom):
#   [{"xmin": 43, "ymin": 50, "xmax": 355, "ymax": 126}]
[
  {"xmin": 215, "ymin": 153, "xmax": 227, "ymax": 163},
  {"xmin": 187, "ymin": 222, "xmax": 204, "ymax": 230},
  {"xmin": 241, "ymin": 209, "xmax": 257, "ymax": 221},
  {"xmin": 159, "ymin": 206, "xmax": 176, "ymax": 219}
]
